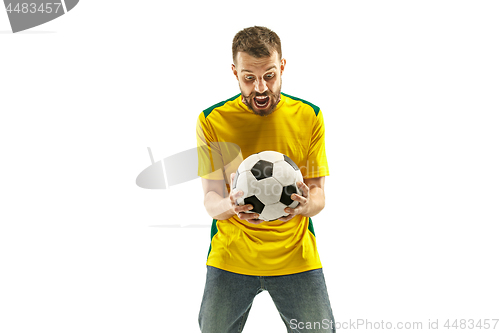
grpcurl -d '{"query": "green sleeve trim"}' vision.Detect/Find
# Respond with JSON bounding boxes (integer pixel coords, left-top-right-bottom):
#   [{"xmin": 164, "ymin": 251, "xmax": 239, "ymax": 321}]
[
  {"xmin": 207, "ymin": 219, "xmax": 218, "ymax": 258},
  {"xmin": 308, "ymin": 217, "xmax": 316, "ymax": 236},
  {"xmin": 281, "ymin": 93, "xmax": 320, "ymax": 116},
  {"xmin": 203, "ymin": 93, "xmax": 241, "ymax": 118}
]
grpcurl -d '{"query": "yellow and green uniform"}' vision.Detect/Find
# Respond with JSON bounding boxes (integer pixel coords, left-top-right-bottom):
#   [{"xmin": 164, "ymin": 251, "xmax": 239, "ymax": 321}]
[{"xmin": 196, "ymin": 93, "xmax": 329, "ymax": 276}]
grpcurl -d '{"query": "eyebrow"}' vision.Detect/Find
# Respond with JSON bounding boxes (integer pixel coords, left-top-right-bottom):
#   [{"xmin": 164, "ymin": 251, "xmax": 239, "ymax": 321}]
[{"xmin": 241, "ymin": 65, "xmax": 277, "ymax": 73}]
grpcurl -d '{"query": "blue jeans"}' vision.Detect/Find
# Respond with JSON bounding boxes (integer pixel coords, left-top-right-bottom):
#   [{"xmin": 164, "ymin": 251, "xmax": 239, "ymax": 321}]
[{"xmin": 199, "ymin": 266, "xmax": 336, "ymax": 333}]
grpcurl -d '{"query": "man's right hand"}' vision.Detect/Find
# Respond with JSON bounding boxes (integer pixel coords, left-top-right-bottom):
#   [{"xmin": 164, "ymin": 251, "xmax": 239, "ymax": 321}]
[{"xmin": 229, "ymin": 173, "xmax": 265, "ymax": 225}]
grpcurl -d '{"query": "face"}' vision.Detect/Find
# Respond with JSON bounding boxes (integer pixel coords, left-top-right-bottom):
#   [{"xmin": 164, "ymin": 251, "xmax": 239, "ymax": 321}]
[{"xmin": 232, "ymin": 51, "xmax": 286, "ymax": 116}]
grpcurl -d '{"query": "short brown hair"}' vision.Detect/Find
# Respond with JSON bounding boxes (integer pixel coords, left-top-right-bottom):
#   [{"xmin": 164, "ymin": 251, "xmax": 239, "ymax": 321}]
[{"xmin": 232, "ymin": 26, "xmax": 282, "ymax": 64}]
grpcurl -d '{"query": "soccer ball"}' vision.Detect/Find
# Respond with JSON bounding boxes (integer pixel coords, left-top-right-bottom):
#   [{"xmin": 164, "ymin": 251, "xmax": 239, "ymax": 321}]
[{"xmin": 231, "ymin": 151, "xmax": 303, "ymax": 221}]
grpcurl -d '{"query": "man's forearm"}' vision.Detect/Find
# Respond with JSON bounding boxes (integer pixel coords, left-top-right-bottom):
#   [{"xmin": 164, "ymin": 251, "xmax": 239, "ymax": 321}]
[
  {"xmin": 302, "ymin": 186, "xmax": 325, "ymax": 217},
  {"xmin": 204, "ymin": 191, "xmax": 236, "ymax": 220}
]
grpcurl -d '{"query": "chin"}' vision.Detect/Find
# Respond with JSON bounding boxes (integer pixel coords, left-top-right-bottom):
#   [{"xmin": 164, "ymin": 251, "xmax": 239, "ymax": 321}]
[
  {"xmin": 251, "ymin": 104, "xmax": 274, "ymax": 116},
  {"xmin": 241, "ymin": 90, "xmax": 281, "ymax": 116},
  {"xmin": 252, "ymin": 99, "xmax": 279, "ymax": 116}
]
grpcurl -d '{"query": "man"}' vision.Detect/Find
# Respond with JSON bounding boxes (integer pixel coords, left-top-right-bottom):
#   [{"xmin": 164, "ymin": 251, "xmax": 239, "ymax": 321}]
[{"xmin": 196, "ymin": 26, "xmax": 335, "ymax": 333}]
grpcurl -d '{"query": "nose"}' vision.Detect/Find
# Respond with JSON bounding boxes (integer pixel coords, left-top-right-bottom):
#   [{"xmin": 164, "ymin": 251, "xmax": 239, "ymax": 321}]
[{"xmin": 254, "ymin": 78, "xmax": 268, "ymax": 94}]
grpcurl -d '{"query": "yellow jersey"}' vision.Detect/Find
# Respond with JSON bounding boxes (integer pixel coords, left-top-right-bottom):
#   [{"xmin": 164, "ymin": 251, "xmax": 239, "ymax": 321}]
[{"xmin": 196, "ymin": 93, "xmax": 329, "ymax": 276}]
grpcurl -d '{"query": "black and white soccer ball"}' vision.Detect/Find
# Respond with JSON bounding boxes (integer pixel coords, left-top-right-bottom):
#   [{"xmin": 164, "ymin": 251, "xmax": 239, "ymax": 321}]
[{"xmin": 231, "ymin": 151, "xmax": 303, "ymax": 221}]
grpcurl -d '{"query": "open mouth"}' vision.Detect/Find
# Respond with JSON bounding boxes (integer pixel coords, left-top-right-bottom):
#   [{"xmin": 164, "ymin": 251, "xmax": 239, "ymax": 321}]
[{"xmin": 253, "ymin": 95, "xmax": 270, "ymax": 109}]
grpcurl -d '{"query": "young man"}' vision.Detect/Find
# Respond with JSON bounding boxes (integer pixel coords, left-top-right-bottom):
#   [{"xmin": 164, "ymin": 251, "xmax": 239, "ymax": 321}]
[{"xmin": 196, "ymin": 26, "xmax": 335, "ymax": 333}]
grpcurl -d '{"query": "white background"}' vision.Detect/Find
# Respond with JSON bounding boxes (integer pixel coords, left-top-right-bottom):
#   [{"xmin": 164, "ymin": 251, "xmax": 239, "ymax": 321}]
[{"xmin": 1, "ymin": 1, "xmax": 499, "ymax": 332}]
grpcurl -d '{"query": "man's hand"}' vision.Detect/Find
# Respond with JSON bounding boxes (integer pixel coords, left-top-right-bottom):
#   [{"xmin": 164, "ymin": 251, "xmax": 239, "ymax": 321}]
[
  {"xmin": 229, "ymin": 173, "xmax": 265, "ymax": 225},
  {"xmin": 278, "ymin": 181, "xmax": 310, "ymax": 222},
  {"xmin": 278, "ymin": 177, "xmax": 326, "ymax": 222}
]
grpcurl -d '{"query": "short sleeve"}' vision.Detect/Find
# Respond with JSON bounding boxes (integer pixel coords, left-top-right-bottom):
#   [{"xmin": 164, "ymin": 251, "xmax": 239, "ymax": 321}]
[
  {"xmin": 196, "ymin": 112, "xmax": 243, "ymax": 182},
  {"xmin": 305, "ymin": 109, "xmax": 329, "ymax": 178},
  {"xmin": 196, "ymin": 113, "xmax": 224, "ymax": 180}
]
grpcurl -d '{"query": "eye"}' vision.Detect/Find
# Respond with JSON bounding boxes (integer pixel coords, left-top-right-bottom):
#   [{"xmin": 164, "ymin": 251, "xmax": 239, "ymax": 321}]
[
  {"xmin": 245, "ymin": 75, "xmax": 255, "ymax": 81},
  {"xmin": 265, "ymin": 73, "xmax": 275, "ymax": 79}
]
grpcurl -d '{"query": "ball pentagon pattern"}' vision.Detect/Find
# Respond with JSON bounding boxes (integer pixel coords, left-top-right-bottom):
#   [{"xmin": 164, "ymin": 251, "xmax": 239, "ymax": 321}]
[{"xmin": 232, "ymin": 151, "xmax": 303, "ymax": 221}]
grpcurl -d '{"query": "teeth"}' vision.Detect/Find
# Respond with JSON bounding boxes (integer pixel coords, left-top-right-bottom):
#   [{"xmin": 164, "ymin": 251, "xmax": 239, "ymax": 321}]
[{"xmin": 255, "ymin": 96, "xmax": 267, "ymax": 100}]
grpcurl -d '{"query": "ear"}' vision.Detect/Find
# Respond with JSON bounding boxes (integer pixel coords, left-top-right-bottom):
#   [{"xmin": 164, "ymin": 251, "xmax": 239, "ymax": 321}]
[
  {"xmin": 280, "ymin": 58, "xmax": 286, "ymax": 75},
  {"xmin": 231, "ymin": 64, "xmax": 239, "ymax": 80}
]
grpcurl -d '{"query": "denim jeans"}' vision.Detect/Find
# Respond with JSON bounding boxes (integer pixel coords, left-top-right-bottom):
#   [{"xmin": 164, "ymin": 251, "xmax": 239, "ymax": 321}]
[{"xmin": 198, "ymin": 266, "xmax": 336, "ymax": 333}]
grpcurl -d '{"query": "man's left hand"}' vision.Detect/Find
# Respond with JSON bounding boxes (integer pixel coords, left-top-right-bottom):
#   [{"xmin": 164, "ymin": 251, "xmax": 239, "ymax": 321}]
[{"xmin": 278, "ymin": 181, "xmax": 310, "ymax": 222}]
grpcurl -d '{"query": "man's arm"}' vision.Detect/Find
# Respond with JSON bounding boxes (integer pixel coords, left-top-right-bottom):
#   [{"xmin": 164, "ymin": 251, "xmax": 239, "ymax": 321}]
[
  {"xmin": 301, "ymin": 176, "xmax": 326, "ymax": 217},
  {"xmin": 202, "ymin": 178, "xmax": 235, "ymax": 220},
  {"xmin": 201, "ymin": 174, "xmax": 265, "ymax": 224}
]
